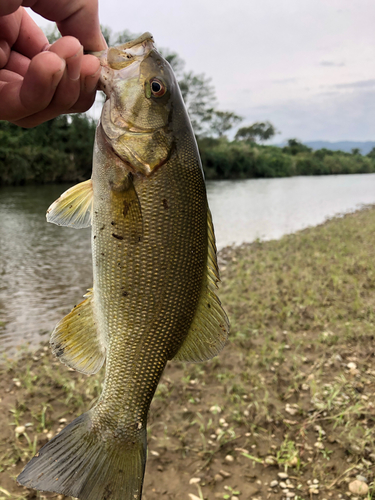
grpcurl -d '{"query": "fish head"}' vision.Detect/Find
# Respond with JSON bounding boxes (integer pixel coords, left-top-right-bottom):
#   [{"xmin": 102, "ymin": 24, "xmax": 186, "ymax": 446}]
[{"xmin": 97, "ymin": 33, "xmax": 179, "ymax": 177}]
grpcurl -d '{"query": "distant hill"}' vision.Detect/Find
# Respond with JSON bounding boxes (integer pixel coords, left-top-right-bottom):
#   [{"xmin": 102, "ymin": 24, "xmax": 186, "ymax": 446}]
[
  {"xmin": 276, "ymin": 140, "xmax": 375, "ymax": 155},
  {"xmin": 305, "ymin": 141, "xmax": 375, "ymax": 155}
]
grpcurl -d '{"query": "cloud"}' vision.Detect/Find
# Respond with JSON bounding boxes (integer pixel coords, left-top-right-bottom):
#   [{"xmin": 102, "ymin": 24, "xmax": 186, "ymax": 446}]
[
  {"xmin": 235, "ymin": 88, "xmax": 375, "ymax": 142},
  {"xmin": 272, "ymin": 78, "xmax": 299, "ymax": 85},
  {"xmin": 319, "ymin": 61, "xmax": 345, "ymax": 67},
  {"xmin": 333, "ymin": 79, "xmax": 375, "ymax": 89}
]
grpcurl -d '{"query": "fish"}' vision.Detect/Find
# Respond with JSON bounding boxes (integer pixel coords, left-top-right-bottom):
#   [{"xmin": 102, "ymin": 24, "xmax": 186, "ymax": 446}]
[{"xmin": 17, "ymin": 33, "xmax": 229, "ymax": 500}]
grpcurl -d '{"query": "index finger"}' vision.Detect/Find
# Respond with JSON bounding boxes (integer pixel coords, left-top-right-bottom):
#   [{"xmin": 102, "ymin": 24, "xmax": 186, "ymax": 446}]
[{"xmin": 28, "ymin": 0, "xmax": 106, "ymax": 52}]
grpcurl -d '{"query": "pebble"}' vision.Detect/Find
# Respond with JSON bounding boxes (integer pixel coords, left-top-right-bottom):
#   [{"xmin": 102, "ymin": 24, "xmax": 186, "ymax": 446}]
[
  {"xmin": 150, "ymin": 450, "xmax": 160, "ymax": 457},
  {"xmin": 270, "ymin": 480, "xmax": 278, "ymax": 488},
  {"xmin": 314, "ymin": 441, "xmax": 324, "ymax": 449},
  {"xmin": 214, "ymin": 474, "xmax": 223, "ymax": 483},
  {"xmin": 264, "ymin": 456, "xmax": 277, "ymax": 465},
  {"xmin": 189, "ymin": 478, "xmax": 201, "ymax": 485},
  {"xmin": 219, "ymin": 470, "xmax": 231, "ymax": 478},
  {"xmin": 301, "ymin": 383, "xmax": 309, "ymax": 391},
  {"xmin": 347, "ymin": 362, "xmax": 357, "ymax": 370},
  {"xmin": 46, "ymin": 431, "xmax": 53, "ymax": 439},
  {"xmin": 58, "ymin": 418, "xmax": 67, "ymax": 424},
  {"xmin": 280, "ymin": 482, "xmax": 287, "ymax": 489},
  {"xmin": 278, "ymin": 472, "xmax": 288, "ymax": 479},
  {"xmin": 349, "ymin": 480, "xmax": 368, "ymax": 496},
  {"xmin": 188, "ymin": 495, "xmax": 201, "ymax": 500},
  {"xmin": 15, "ymin": 425, "xmax": 25, "ymax": 434},
  {"xmin": 286, "ymin": 492, "xmax": 295, "ymax": 498},
  {"xmin": 313, "ymin": 479, "xmax": 319, "ymax": 484},
  {"xmin": 225, "ymin": 455, "xmax": 234, "ymax": 463},
  {"xmin": 356, "ymin": 475, "xmax": 367, "ymax": 483},
  {"xmin": 210, "ymin": 405, "xmax": 222, "ymax": 414},
  {"xmin": 310, "ymin": 489, "xmax": 319, "ymax": 495}
]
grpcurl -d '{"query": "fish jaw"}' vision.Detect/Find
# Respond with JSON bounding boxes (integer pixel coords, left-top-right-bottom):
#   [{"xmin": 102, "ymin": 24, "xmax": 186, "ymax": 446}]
[{"xmin": 94, "ymin": 36, "xmax": 175, "ymax": 177}]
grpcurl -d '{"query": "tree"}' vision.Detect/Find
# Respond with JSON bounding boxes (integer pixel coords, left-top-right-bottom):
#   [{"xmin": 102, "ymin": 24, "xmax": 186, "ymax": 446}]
[
  {"xmin": 282, "ymin": 139, "xmax": 312, "ymax": 155},
  {"xmin": 235, "ymin": 121, "xmax": 277, "ymax": 143},
  {"xmin": 178, "ymin": 71, "xmax": 217, "ymax": 135},
  {"xmin": 351, "ymin": 148, "xmax": 361, "ymax": 155},
  {"xmin": 367, "ymin": 147, "xmax": 375, "ymax": 159},
  {"xmin": 209, "ymin": 111, "xmax": 242, "ymax": 138}
]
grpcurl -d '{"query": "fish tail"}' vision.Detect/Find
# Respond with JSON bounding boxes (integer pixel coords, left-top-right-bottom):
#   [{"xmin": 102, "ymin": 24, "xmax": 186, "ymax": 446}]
[{"xmin": 17, "ymin": 412, "xmax": 147, "ymax": 500}]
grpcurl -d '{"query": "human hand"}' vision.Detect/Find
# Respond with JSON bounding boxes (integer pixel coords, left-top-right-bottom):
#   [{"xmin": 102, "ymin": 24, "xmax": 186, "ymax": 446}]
[{"xmin": 0, "ymin": 1, "xmax": 107, "ymax": 127}]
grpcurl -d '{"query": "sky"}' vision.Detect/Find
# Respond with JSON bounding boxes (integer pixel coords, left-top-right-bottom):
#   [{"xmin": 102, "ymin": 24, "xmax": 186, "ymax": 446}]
[{"xmin": 29, "ymin": 0, "xmax": 375, "ymax": 142}]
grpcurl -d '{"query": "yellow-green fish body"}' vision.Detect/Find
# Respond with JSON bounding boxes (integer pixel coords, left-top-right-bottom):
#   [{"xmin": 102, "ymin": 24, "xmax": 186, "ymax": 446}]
[{"xmin": 18, "ymin": 33, "xmax": 228, "ymax": 500}]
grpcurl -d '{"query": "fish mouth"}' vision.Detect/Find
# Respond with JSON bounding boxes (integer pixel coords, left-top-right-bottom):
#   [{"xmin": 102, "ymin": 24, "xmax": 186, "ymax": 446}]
[{"xmin": 94, "ymin": 32, "xmax": 154, "ymax": 97}]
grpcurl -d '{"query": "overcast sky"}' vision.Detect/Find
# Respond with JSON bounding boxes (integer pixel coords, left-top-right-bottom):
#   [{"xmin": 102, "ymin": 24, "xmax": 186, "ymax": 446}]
[{"xmin": 30, "ymin": 0, "xmax": 375, "ymax": 142}]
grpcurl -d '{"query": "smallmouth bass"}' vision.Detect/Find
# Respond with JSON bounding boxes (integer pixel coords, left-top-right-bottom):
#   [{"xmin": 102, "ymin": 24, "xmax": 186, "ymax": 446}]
[{"xmin": 17, "ymin": 33, "xmax": 229, "ymax": 500}]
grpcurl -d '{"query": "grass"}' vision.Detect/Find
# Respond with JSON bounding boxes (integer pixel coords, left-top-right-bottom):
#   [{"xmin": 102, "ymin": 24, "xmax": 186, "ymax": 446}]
[{"xmin": 1, "ymin": 206, "xmax": 375, "ymax": 498}]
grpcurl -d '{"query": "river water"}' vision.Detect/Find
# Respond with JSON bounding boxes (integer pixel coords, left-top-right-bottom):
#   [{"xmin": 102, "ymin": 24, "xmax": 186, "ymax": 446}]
[{"xmin": 1, "ymin": 173, "xmax": 375, "ymax": 354}]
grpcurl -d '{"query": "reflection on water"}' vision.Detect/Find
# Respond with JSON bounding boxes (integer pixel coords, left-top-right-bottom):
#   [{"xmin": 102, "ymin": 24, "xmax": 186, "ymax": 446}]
[
  {"xmin": 1, "ymin": 174, "xmax": 375, "ymax": 354},
  {"xmin": 207, "ymin": 174, "xmax": 375, "ymax": 249},
  {"xmin": 0, "ymin": 185, "xmax": 92, "ymax": 355}
]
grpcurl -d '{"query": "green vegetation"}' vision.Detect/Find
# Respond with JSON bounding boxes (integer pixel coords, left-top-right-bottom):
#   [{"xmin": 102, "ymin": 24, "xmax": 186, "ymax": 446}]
[
  {"xmin": 2, "ymin": 116, "xmax": 375, "ymax": 185},
  {"xmin": 1, "ymin": 207, "xmax": 375, "ymax": 499},
  {"xmin": 1, "ymin": 26, "xmax": 374, "ymax": 185}
]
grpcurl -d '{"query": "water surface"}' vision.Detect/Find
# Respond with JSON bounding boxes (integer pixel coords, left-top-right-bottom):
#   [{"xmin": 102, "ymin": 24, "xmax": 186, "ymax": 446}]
[{"xmin": 1, "ymin": 174, "xmax": 375, "ymax": 354}]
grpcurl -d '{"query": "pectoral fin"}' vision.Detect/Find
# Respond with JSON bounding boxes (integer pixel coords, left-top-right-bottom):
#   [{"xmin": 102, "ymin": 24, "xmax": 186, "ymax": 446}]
[
  {"xmin": 50, "ymin": 289, "xmax": 106, "ymax": 374},
  {"xmin": 173, "ymin": 209, "xmax": 229, "ymax": 363},
  {"xmin": 46, "ymin": 179, "xmax": 93, "ymax": 228}
]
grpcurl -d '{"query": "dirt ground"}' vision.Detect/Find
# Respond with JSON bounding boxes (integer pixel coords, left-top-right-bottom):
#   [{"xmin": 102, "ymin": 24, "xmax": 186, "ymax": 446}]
[{"xmin": 1, "ymin": 207, "xmax": 375, "ymax": 500}]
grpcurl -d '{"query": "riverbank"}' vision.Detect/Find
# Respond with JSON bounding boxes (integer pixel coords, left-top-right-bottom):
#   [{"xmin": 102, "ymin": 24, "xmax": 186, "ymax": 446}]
[
  {"xmin": 1, "ymin": 117, "xmax": 375, "ymax": 185},
  {"xmin": 1, "ymin": 206, "xmax": 375, "ymax": 499}
]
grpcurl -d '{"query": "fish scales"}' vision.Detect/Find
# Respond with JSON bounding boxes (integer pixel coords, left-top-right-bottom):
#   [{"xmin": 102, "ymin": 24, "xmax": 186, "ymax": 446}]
[
  {"xmin": 93, "ymin": 149, "xmax": 207, "ymax": 429},
  {"xmin": 17, "ymin": 32, "xmax": 229, "ymax": 500}
]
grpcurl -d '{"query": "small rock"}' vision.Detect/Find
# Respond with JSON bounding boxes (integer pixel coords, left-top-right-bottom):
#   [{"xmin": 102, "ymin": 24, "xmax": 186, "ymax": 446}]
[
  {"xmin": 225, "ymin": 455, "xmax": 234, "ymax": 463},
  {"xmin": 157, "ymin": 465, "xmax": 163, "ymax": 471},
  {"xmin": 349, "ymin": 480, "xmax": 368, "ymax": 496},
  {"xmin": 347, "ymin": 362, "xmax": 357, "ymax": 370},
  {"xmin": 270, "ymin": 480, "xmax": 278, "ymax": 488},
  {"xmin": 214, "ymin": 474, "xmax": 223, "ymax": 483},
  {"xmin": 58, "ymin": 418, "xmax": 67, "ymax": 424},
  {"xmin": 210, "ymin": 405, "xmax": 222, "ymax": 414},
  {"xmin": 189, "ymin": 478, "xmax": 201, "ymax": 485},
  {"xmin": 286, "ymin": 493, "xmax": 295, "ymax": 498},
  {"xmin": 314, "ymin": 441, "xmax": 324, "ymax": 449},
  {"xmin": 278, "ymin": 472, "xmax": 288, "ymax": 479},
  {"xmin": 219, "ymin": 470, "xmax": 231, "ymax": 478},
  {"xmin": 301, "ymin": 383, "xmax": 309, "ymax": 391},
  {"xmin": 280, "ymin": 482, "xmax": 287, "ymax": 489},
  {"xmin": 313, "ymin": 479, "xmax": 319, "ymax": 484},
  {"xmin": 46, "ymin": 431, "xmax": 53, "ymax": 439},
  {"xmin": 264, "ymin": 456, "xmax": 277, "ymax": 465},
  {"xmin": 14, "ymin": 380, "xmax": 21, "ymax": 388},
  {"xmin": 15, "ymin": 425, "xmax": 26, "ymax": 434},
  {"xmin": 310, "ymin": 489, "xmax": 319, "ymax": 495},
  {"xmin": 356, "ymin": 475, "xmax": 367, "ymax": 483},
  {"xmin": 188, "ymin": 495, "xmax": 201, "ymax": 500},
  {"xmin": 25, "ymin": 422, "xmax": 33, "ymax": 427},
  {"xmin": 150, "ymin": 450, "xmax": 160, "ymax": 457}
]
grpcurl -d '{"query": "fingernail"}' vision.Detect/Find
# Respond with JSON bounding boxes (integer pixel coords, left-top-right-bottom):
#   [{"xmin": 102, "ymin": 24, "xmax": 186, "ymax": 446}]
[
  {"xmin": 52, "ymin": 59, "xmax": 66, "ymax": 87},
  {"xmin": 66, "ymin": 45, "xmax": 83, "ymax": 81},
  {"xmin": 85, "ymin": 65, "xmax": 101, "ymax": 93}
]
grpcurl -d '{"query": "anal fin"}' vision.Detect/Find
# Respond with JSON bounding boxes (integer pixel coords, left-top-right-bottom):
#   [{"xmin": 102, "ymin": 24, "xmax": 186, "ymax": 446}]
[
  {"xmin": 46, "ymin": 179, "xmax": 93, "ymax": 228},
  {"xmin": 50, "ymin": 289, "xmax": 105, "ymax": 374}
]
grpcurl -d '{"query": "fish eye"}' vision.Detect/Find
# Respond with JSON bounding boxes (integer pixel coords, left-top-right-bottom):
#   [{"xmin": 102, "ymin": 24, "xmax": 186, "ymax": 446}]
[{"xmin": 150, "ymin": 78, "xmax": 166, "ymax": 97}]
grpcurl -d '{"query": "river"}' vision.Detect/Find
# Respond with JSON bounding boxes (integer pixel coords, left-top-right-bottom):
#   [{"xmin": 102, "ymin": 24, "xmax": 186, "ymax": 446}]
[{"xmin": 1, "ymin": 173, "xmax": 375, "ymax": 354}]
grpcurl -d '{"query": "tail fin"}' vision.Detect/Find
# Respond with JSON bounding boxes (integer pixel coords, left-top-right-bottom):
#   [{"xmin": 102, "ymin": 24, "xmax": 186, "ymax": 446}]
[{"xmin": 17, "ymin": 412, "xmax": 147, "ymax": 500}]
